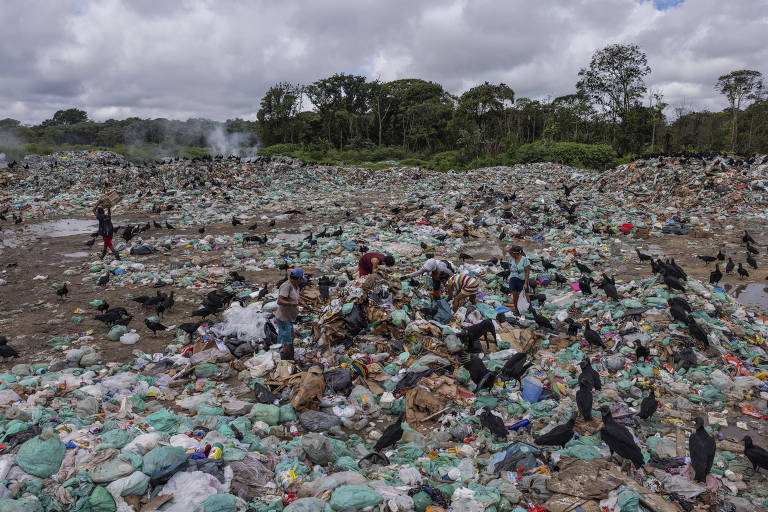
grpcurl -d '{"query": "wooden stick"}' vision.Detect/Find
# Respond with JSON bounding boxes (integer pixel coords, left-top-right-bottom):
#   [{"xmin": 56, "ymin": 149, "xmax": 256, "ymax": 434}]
[{"xmin": 421, "ymin": 406, "xmax": 451, "ymax": 422}]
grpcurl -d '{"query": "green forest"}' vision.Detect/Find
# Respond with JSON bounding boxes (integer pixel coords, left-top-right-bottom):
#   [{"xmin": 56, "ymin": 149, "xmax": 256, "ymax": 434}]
[{"xmin": 1, "ymin": 44, "xmax": 765, "ymax": 171}]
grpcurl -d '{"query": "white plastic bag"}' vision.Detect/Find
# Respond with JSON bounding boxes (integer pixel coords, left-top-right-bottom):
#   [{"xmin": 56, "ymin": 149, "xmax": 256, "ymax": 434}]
[{"xmin": 159, "ymin": 471, "xmax": 225, "ymax": 512}]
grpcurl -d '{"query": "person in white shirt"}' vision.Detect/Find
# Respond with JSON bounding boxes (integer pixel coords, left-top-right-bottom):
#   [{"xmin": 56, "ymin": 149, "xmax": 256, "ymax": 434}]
[{"xmin": 405, "ymin": 258, "xmax": 455, "ymax": 299}]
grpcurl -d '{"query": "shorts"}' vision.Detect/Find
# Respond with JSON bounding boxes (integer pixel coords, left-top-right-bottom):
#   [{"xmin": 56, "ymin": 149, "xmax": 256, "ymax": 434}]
[
  {"xmin": 102, "ymin": 236, "xmax": 113, "ymax": 249},
  {"xmin": 509, "ymin": 277, "xmax": 525, "ymax": 292},
  {"xmin": 276, "ymin": 319, "xmax": 294, "ymax": 345},
  {"xmin": 430, "ymin": 271, "xmax": 442, "ymax": 292}
]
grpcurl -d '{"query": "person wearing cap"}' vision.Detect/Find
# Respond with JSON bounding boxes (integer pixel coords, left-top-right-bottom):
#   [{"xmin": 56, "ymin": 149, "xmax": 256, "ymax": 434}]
[
  {"xmin": 445, "ymin": 272, "xmax": 481, "ymax": 312},
  {"xmin": 358, "ymin": 252, "xmax": 395, "ymax": 278},
  {"xmin": 508, "ymin": 245, "xmax": 531, "ymax": 314},
  {"xmin": 405, "ymin": 258, "xmax": 455, "ymax": 299},
  {"xmin": 275, "ymin": 268, "xmax": 305, "ymax": 360}
]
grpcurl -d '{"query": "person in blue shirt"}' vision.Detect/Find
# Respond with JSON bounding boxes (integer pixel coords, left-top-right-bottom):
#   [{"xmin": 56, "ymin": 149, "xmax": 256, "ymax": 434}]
[{"xmin": 508, "ymin": 245, "xmax": 531, "ymax": 314}]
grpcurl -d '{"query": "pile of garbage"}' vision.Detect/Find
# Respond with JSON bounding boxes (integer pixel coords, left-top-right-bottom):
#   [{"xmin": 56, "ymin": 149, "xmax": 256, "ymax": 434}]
[{"xmin": 0, "ymin": 151, "xmax": 767, "ymax": 512}]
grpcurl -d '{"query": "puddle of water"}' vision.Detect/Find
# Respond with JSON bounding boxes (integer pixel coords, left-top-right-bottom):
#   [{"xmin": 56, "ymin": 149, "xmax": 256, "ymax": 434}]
[
  {"xmin": 25, "ymin": 219, "xmax": 97, "ymax": 238},
  {"xmin": 1, "ymin": 219, "xmax": 97, "ymax": 253},
  {"xmin": 63, "ymin": 251, "xmax": 89, "ymax": 258},
  {"xmin": 271, "ymin": 232, "xmax": 303, "ymax": 243},
  {"xmin": 724, "ymin": 283, "xmax": 768, "ymax": 311}
]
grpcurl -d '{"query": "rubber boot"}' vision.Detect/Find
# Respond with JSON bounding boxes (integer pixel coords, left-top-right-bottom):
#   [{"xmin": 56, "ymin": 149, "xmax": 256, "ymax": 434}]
[
  {"xmin": 281, "ymin": 344, "xmax": 294, "ymax": 361},
  {"xmin": 112, "ymin": 249, "xmax": 120, "ymax": 260},
  {"xmin": 100, "ymin": 248, "xmax": 107, "ymax": 260}
]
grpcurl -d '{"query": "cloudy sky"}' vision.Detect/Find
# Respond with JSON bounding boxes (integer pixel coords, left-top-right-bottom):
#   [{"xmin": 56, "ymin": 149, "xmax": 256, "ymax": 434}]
[{"xmin": 2, "ymin": 0, "xmax": 766, "ymax": 124}]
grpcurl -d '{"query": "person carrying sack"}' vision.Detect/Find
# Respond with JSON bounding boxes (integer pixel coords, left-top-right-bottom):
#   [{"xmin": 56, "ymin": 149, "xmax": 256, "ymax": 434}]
[{"xmin": 93, "ymin": 205, "xmax": 119, "ymax": 260}]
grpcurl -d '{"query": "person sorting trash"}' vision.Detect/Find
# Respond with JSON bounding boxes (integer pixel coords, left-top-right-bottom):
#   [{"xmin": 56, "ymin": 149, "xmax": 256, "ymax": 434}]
[
  {"xmin": 93, "ymin": 205, "xmax": 119, "ymax": 260},
  {"xmin": 508, "ymin": 245, "xmax": 531, "ymax": 314},
  {"xmin": 405, "ymin": 258, "xmax": 455, "ymax": 298},
  {"xmin": 275, "ymin": 267, "xmax": 305, "ymax": 361},
  {"xmin": 445, "ymin": 272, "xmax": 480, "ymax": 312},
  {"xmin": 358, "ymin": 252, "xmax": 395, "ymax": 277}
]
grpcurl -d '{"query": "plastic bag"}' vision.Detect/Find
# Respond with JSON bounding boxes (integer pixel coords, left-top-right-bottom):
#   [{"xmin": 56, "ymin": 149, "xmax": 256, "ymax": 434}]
[
  {"xmin": 299, "ymin": 410, "xmax": 341, "ymax": 432},
  {"xmin": 298, "ymin": 471, "xmax": 367, "ymax": 498},
  {"xmin": 108, "ymin": 325, "xmax": 128, "ymax": 341},
  {"xmin": 324, "ymin": 368, "xmax": 352, "ymax": 396},
  {"xmin": 106, "ymin": 471, "xmax": 150, "ymax": 497},
  {"xmin": 121, "ymin": 433, "xmax": 163, "ymax": 454},
  {"xmin": 119, "ymin": 332, "xmax": 140, "ymax": 345},
  {"xmin": 15, "ymin": 431, "xmax": 66, "ymax": 478},
  {"xmin": 344, "ymin": 304, "xmax": 367, "ymax": 335},
  {"xmin": 159, "ymin": 471, "xmax": 224, "ymax": 512},
  {"xmin": 229, "ymin": 454, "xmax": 274, "ymax": 500},
  {"xmin": 196, "ymin": 493, "xmax": 237, "ymax": 512},
  {"xmin": 451, "ymin": 488, "xmax": 484, "ymax": 512},
  {"xmin": 253, "ymin": 382, "xmax": 278, "ymax": 404},
  {"xmin": 279, "ymin": 404, "xmax": 297, "ymax": 423},
  {"xmin": 97, "ymin": 428, "xmax": 133, "ymax": 451},
  {"xmin": 91, "ymin": 457, "xmax": 135, "ymax": 483},
  {"xmin": 302, "ymin": 433, "xmax": 335, "ymax": 465},
  {"xmin": 433, "ymin": 299, "xmax": 452, "ymax": 324},
  {"xmin": 284, "ymin": 497, "xmax": 331, "ymax": 512},
  {"xmin": 329, "ymin": 485, "xmax": 383, "ymax": 511},
  {"xmin": 251, "ymin": 404, "xmax": 280, "ymax": 426},
  {"xmin": 83, "ymin": 485, "xmax": 116, "ymax": 512},
  {"xmin": 143, "ymin": 408, "xmax": 179, "ymax": 433},
  {"xmin": 142, "ymin": 446, "xmax": 187, "ymax": 480},
  {"xmin": 0, "ymin": 498, "xmax": 42, "ymax": 512}
]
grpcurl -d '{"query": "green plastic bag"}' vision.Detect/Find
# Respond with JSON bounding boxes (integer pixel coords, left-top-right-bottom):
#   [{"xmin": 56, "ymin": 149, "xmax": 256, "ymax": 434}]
[
  {"xmin": 197, "ymin": 404, "xmax": 225, "ymax": 417},
  {"xmin": 329, "ymin": 485, "xmax": 382, "ymax": 511},
  {"xmin": 142, "ymin": 446, "xmax": 186, "ymax": 480},
  {"xmin": 616, "ymin": 486, "xmax": 640, "ymax": 512},
  {"xmin": 412, "ymin": 492, "xmax": 432, "ymax": 512},
  {"xmin": 251, "ymin": 404, "xmax": 280, "ymax": 426},
  {"xmin": 108, "ymin": 325, "xmax": 128, "ymax": 341},
  {"xmin": 96, "ymin": 428, "xmax": 133, "ymax": 450},
  {"xmin": 16, "ymin": 432, "xmax": 66, "ymax": 478},
  {"xmin": 0, "ymin": 498, "xmax": 43, "ymax": 512},
  {"xmin": 283, "ymin": 497, "xmax": 331, "ymax": 512},
  {"xmin": 194, "ymin": 363, "xmax": 220, "ymax": 378},
  {"xmin": 89, "ymin": 486, "xmax": 116, "ymax": 512},
  {"xmin": 143, "ymin": 409, "xmax": 178, "ymax": 433},
  {"xmin": 391, "ymin": 310, "xmax": 408, "ymax": 327},
  {"xmin": 279, "ymin": 404, "xmax": 297, "ymax": 423},
  {"xmin": 196, "ymin": 493, "xmax": 237, "ymax": 512}
]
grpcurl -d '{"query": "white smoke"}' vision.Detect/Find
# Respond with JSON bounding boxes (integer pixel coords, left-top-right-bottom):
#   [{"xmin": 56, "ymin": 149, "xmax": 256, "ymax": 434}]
[
  {"xmin": 206, "ymin": 125, "xmax": 259, "ymax": 157},
  {"xmin": 0, "ymin": 153, "xmax": 6, "ymax": 168}
]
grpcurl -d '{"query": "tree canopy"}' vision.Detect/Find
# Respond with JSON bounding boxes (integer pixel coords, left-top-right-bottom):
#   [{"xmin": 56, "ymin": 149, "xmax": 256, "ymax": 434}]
[{"xmin": 1, "ymin": 43, "xmax": 766, "ymax": 169}]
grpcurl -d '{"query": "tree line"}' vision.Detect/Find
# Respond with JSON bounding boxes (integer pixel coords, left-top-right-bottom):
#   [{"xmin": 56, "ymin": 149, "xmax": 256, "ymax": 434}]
[{"xmin": 0, "ymin": 44, "xmax": 765, "ymax": 170}]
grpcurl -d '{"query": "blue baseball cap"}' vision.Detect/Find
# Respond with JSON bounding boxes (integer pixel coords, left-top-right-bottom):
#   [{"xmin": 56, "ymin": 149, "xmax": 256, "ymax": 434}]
[{"xmin": 290, "ymin": 268, "xmax": 307, "ymax": 282}]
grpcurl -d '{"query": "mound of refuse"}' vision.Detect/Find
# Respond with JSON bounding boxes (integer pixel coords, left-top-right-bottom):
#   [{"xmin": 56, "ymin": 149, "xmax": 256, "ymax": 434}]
[{"xmin": 0, "ymin": 151, "xmax": 766, "ymax": 511}]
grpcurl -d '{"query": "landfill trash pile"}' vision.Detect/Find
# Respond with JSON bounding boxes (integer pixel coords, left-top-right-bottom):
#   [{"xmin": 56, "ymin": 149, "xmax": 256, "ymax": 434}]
[{"xmin": 0, "ymin": 150, "xmax": 766, "ymax": 511}]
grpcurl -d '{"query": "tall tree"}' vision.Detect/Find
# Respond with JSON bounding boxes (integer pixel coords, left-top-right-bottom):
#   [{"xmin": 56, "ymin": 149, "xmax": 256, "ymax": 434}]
[
  {"xmin": 368, "ymin": 80, "xmax": 396, "ymax": 146},
  {"xmin": 43, "ymin": 108, "xmax": 88, "ymax": 126},
  {"xmin": 256, "ymin": 82, "xmax": 303, "ymax": 145},
  {"xmin": 576, "ymin": 44, "xmax": 651, "ymax": 129},
  {"xmin": 715, "ymin": 69, "xmax": 764, "ymax": 151},
  {"xmin": 455, "ymin": 82, "xmax": 514, "ymax": 154},
  {"xmin": 305, "ymin": 74, "xmax": 370, "ymax": 149}
]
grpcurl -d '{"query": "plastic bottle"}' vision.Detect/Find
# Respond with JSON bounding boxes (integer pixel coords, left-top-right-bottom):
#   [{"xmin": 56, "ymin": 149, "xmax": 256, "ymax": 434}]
[{"xmin": 509, "ymin": 419, "xmax": 530, "ymax": 431}]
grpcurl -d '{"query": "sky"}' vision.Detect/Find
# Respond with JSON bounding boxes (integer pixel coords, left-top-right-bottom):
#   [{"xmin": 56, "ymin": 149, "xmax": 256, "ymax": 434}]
[{"xmin": 1, "ymin": 0, "xmax": 766, "ymax": 124}]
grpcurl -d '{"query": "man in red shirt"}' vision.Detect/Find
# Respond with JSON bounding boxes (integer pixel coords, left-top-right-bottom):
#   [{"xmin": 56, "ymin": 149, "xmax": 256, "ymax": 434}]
[{"xmin": 358, "ymin": 252, "xmax": 395, "ymax": 277}]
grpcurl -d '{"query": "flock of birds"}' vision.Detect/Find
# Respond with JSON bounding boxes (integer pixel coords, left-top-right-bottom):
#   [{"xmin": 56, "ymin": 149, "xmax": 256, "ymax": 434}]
[
  {"xmin": 53, "ymin": 271, "xmax": 275, "ymax": 341},
  {"xmin": 693, "ymin": 230, "xmax": 764, "ymax": 285}
]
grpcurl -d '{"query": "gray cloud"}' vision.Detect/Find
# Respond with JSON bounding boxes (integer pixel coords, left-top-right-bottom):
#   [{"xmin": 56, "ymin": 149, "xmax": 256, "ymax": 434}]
[{"xmin": 1, "ymin": 0, "xmax": 766, "ymax": 124}]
